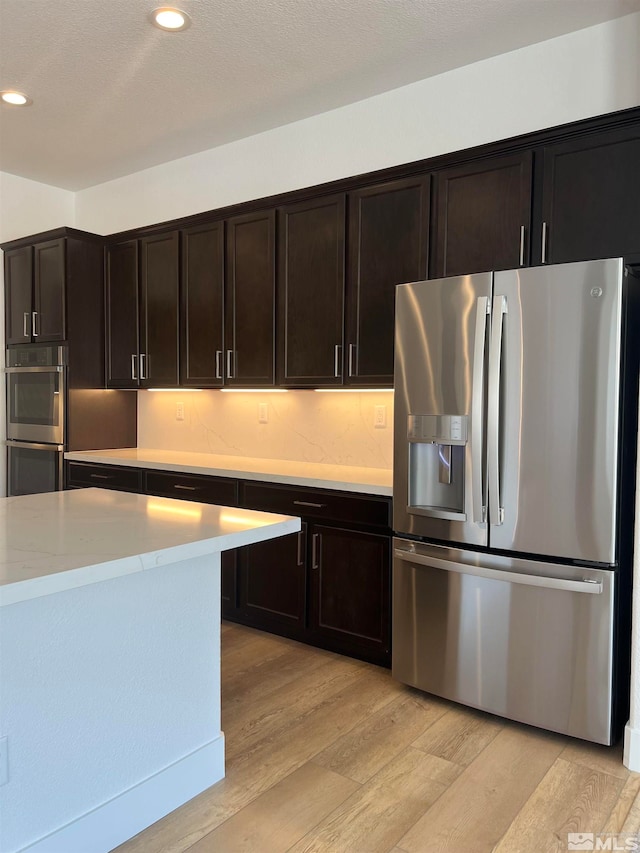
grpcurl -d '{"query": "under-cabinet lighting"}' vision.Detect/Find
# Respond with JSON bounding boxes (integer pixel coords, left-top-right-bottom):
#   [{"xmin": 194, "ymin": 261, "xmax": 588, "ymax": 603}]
[
  {"xmin": 219, "ymin": 389, "xmax": 289, "ymax": 393},
  {"xmin": 314, "ymin": 388, "xmax": 394, "ymax": 393},
  {"xmin": 1, "ymin": 91, "xmax": 31, "ymax": 106},
  {"xmin": 151, "ymin": 7, "xmax": 191, "ymax": 31},
  {"xmin": 145, "ymin": 388, "xmax": 202, "ymax": 392}
]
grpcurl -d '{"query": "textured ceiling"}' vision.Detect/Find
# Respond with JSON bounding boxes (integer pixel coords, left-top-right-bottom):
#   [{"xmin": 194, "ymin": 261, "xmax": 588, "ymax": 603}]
[{"xmin": 1, "ymin": 0, "xmax": 639, "ymax": 190}]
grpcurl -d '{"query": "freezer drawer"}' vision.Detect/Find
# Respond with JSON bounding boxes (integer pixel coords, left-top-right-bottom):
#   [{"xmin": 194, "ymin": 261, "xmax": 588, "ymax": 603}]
[{"xmin": 392, "ymin": 539, "xmax": 615, "ymax": 744}]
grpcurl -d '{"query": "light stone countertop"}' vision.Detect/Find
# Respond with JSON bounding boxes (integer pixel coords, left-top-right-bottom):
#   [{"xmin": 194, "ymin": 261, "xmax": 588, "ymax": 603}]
[
  {"xmin": 64, "ymin": 448, "xmax": 394, "ymax": 496},
  {"xmin": 0, "ymin": 488, "xmax": 300, "ymax": 606}
]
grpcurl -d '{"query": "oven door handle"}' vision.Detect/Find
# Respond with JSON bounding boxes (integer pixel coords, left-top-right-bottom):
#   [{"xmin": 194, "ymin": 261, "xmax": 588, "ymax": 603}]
[
  {"xmin": 5, "ymin": 440, "xmax": 65, "ymax": 451},
  {"xmin": 5, "ymin": 366, "xmax": 65, "ymax": 374}
]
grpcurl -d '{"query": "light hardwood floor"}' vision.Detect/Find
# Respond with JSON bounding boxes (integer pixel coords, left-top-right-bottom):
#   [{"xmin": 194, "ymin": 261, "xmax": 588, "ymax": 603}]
[{"xmin": 114, "ymin": 623, "xmax": 640, "ymax": 853}]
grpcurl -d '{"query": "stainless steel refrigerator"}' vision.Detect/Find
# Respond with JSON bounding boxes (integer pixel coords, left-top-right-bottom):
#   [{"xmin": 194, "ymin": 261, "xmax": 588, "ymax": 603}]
[{"xmin": 392, "ymin": 257, "xmax": 639, "ymax": 744}]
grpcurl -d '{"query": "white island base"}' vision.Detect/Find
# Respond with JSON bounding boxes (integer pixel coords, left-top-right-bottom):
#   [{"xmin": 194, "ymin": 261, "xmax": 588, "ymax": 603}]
[{"xmin": 0, "ymin": 489, "xmax": 300, "ymax": 853}]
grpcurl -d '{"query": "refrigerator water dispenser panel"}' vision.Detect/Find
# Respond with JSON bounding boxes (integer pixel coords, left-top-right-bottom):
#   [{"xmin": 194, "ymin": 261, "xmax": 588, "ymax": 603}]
[{"xmin": 407, "ymin": 414, "xmax": 467, "ymax": 520}]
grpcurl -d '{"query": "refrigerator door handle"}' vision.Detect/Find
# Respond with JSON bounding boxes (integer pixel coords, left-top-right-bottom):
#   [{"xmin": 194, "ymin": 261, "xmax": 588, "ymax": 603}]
[
  {"xmin": 488, "ymin": 294, "xmax": 507, "ymax": 526},
  {"xmin": 471, "ymin": 296, "xmax": 489, "ymax": 523},
  {"xmin": 393, "ymin": 548, "xmax": 603, "ymax": 594}
]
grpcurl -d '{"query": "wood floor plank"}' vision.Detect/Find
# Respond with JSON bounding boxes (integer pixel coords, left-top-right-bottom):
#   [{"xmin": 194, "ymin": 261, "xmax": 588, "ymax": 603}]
[
  {"xmin": 186, "ymin": 762, "xmax": 359, "ymax": 853},
  {"xmin": 601, "ymin": 774, "xmax": 640, "ymax": 834},
  {"xmin": 289, "ymin": 747, "xmax": 461, "ymax": 853},
  {"xmin": 492, "ymin": 757, "xmax": 625, "ymax": 853},
  {"xmin": 397, "ymin": 725, "xmax": 564, "ymax": 853},
  {"xmin": 312, "ymin": 689, "xmax": 448, "ymax": 784},
  {"xmin": 411, "ymin": 704, "xmax": 503, "ymax": 767},
  {"xmin": 224, "ymin": 656, "xmax": 379, "ymax": 761},
  {"xmin": 619, "ymin": 782, "xmax": 640, "ymax": 835},
  {"xmin": 561, "ymin": 740, "xmax": 631, "ymax": 781}
]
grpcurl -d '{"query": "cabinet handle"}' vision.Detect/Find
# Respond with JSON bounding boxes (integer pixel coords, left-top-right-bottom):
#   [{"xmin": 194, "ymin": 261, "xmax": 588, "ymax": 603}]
[
  {"xmin": 519, "ymin": 225, "xmax": 526, "ymax": 266},
  {"xmin": 297, "ymin": 530, "xmax": 304, "ymax": 566},
  {"xmin": 215, "ymin": 350, "xmax": 222, "ymax": 380},
  {"xmin": 131, "ymin": 354, "xmax": 138, "ymax": 380},
  {"xmin": 32, "ymin": 311, "xmax": 38, "ymax": 337},
  {"xmin": 174, "ymin": 484, "xmax": 198, "ymax": 491},
  {"xmin": 348, "ymin": 343, "xmax": 357, "ymax": 377},
  {"xmin": 140, "ymin": 353, "xmax": 147, "ymax": 380},
  {"xmin": 23, "ymin": 312, "xmax": 30, "ymax": 338},
  {"xmin": 334, "ymin": 344, "xmax": 342, "ymax": 378},
  {"xmin": 312, "ymin": 533, "xmax": 321, "ymax": 569},
  {"xmin": 227, "ymin": 350, "xmax": 234, "ymax": 379},
  {"xmin": 541, "ymin": 221, "xmax": 548, "ymax": 264},
  {"xmin": 293, "ymin": 500, "xmax": 327, "ymax": 509},
  {"xmin": 90, "ymin": 473, "xmax": 113, "ymax": 480}
]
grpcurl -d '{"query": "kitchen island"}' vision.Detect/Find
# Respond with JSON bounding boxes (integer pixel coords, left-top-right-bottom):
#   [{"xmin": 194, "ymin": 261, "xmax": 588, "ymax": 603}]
[{"xmin": 0, "ymin": 488, "xmax": 300, "ymax": 853}]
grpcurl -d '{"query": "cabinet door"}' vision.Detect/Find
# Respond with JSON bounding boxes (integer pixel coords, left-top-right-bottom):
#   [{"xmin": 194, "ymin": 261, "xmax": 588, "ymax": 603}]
[
  {"xmin": 33, "ymin": 238, "xmax": 66, "ymax": 341},
  {"xmin": 5, "ymin": 246, "xmax": 33, "ymax": 344},
  {"xmin": 539, "ymin": 125, "xmax": 640, "ymax": 264},
  {"xmin": 277, "ymin": 195, "xmax": 345, "ymax": 386},
  {"xmin": 181, "ymin": 222, "xmax": 224, "ymax": 387},
  {"xmin": 347, "ymin": 177, "xmax": 430, "ymax": 385},
  {"xmin": 140, "ymin": 231, "xmax": 180, "ymax": 386},
  {"xmin": 106, "ymin": 240, "xmax": 139, "ymax": 388},
  {"xmin": 240, "ymin": 525, "xmax": 307, "ymax": 636},
  {"xmin": 432, "ymin": 151, "xmax": 533, "ymax": 277},
  {"xmin": 309, "ymin": 524, "xmax": 391, "ymax": 665},
  {"xmin": 225, "ymin": 210, "xmax": 276, "ymax": 386}
]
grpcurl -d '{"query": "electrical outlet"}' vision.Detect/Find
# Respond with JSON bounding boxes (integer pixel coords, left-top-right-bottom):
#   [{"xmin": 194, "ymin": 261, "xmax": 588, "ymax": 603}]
[
  {"xmin": 374, "ymin": 405, "xmax": 387, "ymax": 429},
  {"xmin": 176, "ymin": 402, "xmax": 185, "ymax": 421},
  {"xmin": 0, "ymin": 736, "xmax": 8, "ymax": 786},
  {"xmin": 258, "ymin": 403, "xmax": 268, "ymax": 424}
]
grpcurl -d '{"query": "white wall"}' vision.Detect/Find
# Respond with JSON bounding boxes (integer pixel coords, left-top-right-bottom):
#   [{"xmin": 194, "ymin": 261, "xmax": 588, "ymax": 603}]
[{"xmin": 75, "ymin": 12, "xmax": 640, "ymax": 235}]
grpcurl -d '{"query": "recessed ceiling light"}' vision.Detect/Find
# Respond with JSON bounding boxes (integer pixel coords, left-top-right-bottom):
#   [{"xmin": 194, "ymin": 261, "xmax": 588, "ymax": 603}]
[
  {"xmin": 1, "ymin": 91, "xmax": 32, "ymax": 106},
  {"xmin": 151, "ymin": 7, "xmax": 191, "ymax": 31}
]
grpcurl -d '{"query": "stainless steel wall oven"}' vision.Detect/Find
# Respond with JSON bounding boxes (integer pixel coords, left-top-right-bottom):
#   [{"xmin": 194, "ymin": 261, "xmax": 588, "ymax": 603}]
[{"xmin": 5, "ymin": 345, "xmax": 66, "ymax": 495}]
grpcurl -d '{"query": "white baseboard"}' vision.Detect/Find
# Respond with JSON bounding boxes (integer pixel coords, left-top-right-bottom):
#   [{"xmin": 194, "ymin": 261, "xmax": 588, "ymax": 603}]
[
  {"xmin": 19, "ymin": 735, "xmax": 225, "ymax": 853},
  {"xmin": 624, "ymin": 723, "xmax": 640, "ymax": 771}
]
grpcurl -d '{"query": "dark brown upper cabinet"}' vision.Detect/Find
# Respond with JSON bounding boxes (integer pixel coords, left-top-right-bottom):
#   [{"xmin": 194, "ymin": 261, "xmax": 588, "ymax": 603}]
[
  {"xmin": 106, "ymin": 231, "xmax": 179, "ymax": 388},
  {"xmin": 225, "ymin": 210, "xmax": 276, "ymax": 387},
  {"xmin": 106, "ymin": 240, "xmax": 139, "ymax": 388},
  {"xmin": 5, "ymin": 238, "xmax": 65, "ymax": 344},
  {"xmin": 432, "ymin": 151, "xmax": 533, "ymax": 278},
  {"xmin": 346, "ymin": 177, "xmax": 430, "ymax": 386},
  {"xmin": 537, "ymin": 124, "xmax": 640, "ymax": 265},
  {"xmin": 277, "ymin": 194, "xmax": 346, "ymax": 387},
  {"xmin": 181, "ymin": 222, "xmax": 225, "ymax": 387}
]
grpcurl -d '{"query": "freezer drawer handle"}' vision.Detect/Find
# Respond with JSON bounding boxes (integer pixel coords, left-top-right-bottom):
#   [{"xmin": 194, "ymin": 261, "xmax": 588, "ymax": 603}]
[{"xmin": 394, "ymin": 548, "xmax": 603, "ymax": 594}]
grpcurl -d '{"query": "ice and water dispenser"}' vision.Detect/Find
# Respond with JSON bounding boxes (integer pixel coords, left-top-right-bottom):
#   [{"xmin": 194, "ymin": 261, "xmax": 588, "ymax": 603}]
[{"xmin": 407, "ymin": 414, "xmax": 468, "ymax": 520}]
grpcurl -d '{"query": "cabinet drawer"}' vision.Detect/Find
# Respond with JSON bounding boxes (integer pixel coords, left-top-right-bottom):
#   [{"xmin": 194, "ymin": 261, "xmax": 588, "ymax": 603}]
[
  {"xmin": 241, "ymin": 481, "xmax": 390, "ymax": 529},
  {"xmin": 144, "ymin": 470, "xmax": 238, "ymax": 506},
  {"xmin": 66, "ymin": 462, "xmax": 142, "ymax": 492}
]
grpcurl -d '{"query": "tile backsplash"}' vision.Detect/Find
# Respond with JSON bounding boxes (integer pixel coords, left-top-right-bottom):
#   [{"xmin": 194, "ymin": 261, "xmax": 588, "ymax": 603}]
[{"xmin": 138, "ymin": 390, "xmax": 394, "ymax": 469}]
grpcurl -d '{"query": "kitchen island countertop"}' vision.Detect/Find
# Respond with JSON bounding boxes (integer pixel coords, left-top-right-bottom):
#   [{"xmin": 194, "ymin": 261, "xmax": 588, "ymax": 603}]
[
  {"xmin": 64, "ymin": 448, "xmax": 393, "ymax": 496},
  {"xmin": 0, "ymin": 487, "xmax": 300, "ymax": 607}
]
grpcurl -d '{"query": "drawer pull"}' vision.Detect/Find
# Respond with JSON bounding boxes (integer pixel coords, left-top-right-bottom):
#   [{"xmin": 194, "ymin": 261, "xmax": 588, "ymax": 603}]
[
  {"xmin": 90, "ymin": 473, "xmax": 113, "ymax": 480},
  {"xmin": 293, "ymin": 500, "xmax": 326, "ymax": 509},
  {"xmin": 174, "ymin": 484, "xmax": 198, "ymax": 491}
]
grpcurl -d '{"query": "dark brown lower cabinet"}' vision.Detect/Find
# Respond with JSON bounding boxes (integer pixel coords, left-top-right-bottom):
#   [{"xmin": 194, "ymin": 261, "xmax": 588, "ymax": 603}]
[
  {"xmin": 64, "ymin": 461, "xmax": 391, "ymax": 663},
  {"xmin": 238, "ymin": 524, "xmax": 307, "ymax": 637},
  {"xmin": 309, "ymin": 524, "xmax": 390, "ymax": 665}
]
